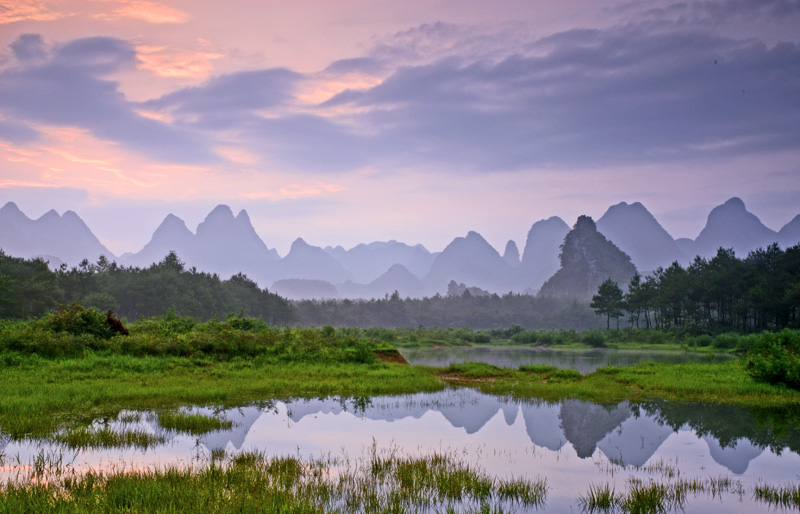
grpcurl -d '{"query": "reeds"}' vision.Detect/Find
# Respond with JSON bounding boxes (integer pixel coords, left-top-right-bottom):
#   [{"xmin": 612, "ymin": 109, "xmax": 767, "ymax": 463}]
[
  {"xmin": 156, "ymin": 410, "xmax": 233, "ymax": 435},
  {"xmin": 753, "ymin": 482, "xmax": 800, "ymax": 509},
  {"xmin": 0, "ymin": 450, "xmax": 547, "ymax": 513}
]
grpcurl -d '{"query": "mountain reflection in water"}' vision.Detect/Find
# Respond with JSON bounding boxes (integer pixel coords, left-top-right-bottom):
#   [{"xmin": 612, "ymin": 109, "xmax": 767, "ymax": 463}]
[{"xmin": 160, "ymin": 389, "xmax": 800, "ymax": 476}]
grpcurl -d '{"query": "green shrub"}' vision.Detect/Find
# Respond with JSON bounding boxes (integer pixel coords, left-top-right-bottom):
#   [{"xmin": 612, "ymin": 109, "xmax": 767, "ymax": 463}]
[
  {"xmin": 713, "ymin": 332, "xmax": 739, "ymax": 349},
  {"xmin": 512, "ymin": 330, "xmax": 538, "ymax": 345},
  {"xmin": 746, "ymin": 330, "xmax": 800, "ymax": 390},
  {"xmin": 46, "ymin": 304, "xmax": 115, "ymax": 340},
  {"xmin": 693, "ymin": 334, "xmax": 713, "ymax": 348},
  {"xmin": 582, "ymin": 330, "xmax": 606, "ymax": 348},
  {"xmin": 473, "ymin": 331, "xmax": 491, "ymax": 344}
]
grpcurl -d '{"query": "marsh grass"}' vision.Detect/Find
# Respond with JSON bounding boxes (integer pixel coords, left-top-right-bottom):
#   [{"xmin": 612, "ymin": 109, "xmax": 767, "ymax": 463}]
[
  {"xmin": 156, "ymin": 410, "xmax": 233, "ymax": 435},
  {"xmin": 53, "ymin": 426, "xmax": 164, "ymax": 450},
  {"xmin": 753, "ymin": 482, "xmax": 800, "ymax": 509},
  {"xmin": 0, "ymin": 450, "xmax": 547, "ymax": 513},
  {"xmin": 578, "ymin": 475, "xmax": 749, "ymax": 513},
  {"xmin": 578, "ymin": 483, "xmax": 622, "ymax": 512}
]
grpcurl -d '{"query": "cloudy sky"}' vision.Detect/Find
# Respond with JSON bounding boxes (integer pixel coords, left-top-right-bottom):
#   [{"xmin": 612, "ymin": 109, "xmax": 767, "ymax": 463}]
[{"xmin": 1, "ymin": 0, "xmax": 798, "ymax": 256}]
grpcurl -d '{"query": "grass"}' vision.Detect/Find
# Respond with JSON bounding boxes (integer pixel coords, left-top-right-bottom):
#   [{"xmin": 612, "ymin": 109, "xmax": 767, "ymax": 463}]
[
  {"xmin": 0, "ymin": 352, "xmax": 443, "ymax": 440},
  {"xmin": 156, "ymin": 410, "xmax": 233, "ymax": 435},
  {"xmin": 448, "ymin": 360, "xmax": 800, "ymax": 407},
  {"xmin": 1, "ymin": 352, "xmax": 799, "ymax": 442},
  {"xmin": 54, "ymin": 426, "xmax": 164, "ymax": 450},
  {"xmin": 753, "ymin": 482, "xmax": 800, "ymax": 509},
  {"xmin": 0, "ymin": 450, "xmax": 548, "ymax": 513},
  {"xmin": 578, "ymin": 476, "xmax": 750, "ymax": 513}
]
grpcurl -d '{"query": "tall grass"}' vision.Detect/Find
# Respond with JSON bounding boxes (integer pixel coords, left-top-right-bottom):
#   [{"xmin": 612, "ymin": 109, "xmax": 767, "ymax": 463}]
[
  {"xmin": 156, "ymin": 410, "xmax": 233, "ymax": 435},
  {"xmin": 0, "ymin": 450, "xmax": 547, "ymax": 513}
]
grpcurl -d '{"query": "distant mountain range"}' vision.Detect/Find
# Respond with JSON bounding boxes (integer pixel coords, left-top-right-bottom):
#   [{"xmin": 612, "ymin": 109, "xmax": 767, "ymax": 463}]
[{"xmin": 1, "ymin": 197, "xmax": 797, "ymax": 300}]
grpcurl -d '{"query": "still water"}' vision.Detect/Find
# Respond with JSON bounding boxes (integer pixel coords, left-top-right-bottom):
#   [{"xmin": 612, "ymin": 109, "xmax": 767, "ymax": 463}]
[
  {"xmin": 399, "ymin": 346, "xmax": 736, "ymax": 373},
  {"xmin": 2, "ymin": 389, "xmax": 798, "ymax": 513}
]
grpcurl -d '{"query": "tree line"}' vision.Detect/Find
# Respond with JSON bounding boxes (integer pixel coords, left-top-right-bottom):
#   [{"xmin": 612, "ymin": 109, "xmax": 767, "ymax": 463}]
[
  {"xmin": 3, "ymin": 244, "xmax": 798, "ymax": 334},
  {"xmin": 592, "ymin": 244, "xmax": 800, "ymax": 332},
  {"xmin": 0, "ymin": 251, "xmax": 296, "ymax": 324}
]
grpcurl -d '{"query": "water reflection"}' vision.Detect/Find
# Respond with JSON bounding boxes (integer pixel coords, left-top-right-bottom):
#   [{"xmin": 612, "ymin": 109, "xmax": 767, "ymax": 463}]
[
  {"xmin": 400, "ymin": 346, "xmax": 736, "ymax": 373},
  {"xmin": 130, "ymin": 390, "xmax": 799, "ymax": 476},
  {"xmin": 3, "ymin": 391, "xmax": 799, "ymax": 513}
]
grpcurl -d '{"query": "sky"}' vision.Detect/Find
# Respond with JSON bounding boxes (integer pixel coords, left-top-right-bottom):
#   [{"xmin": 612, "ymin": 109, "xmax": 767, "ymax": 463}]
[{"xmin": 0, "ymin": 0, "xmax": 798, "ymax": 257}]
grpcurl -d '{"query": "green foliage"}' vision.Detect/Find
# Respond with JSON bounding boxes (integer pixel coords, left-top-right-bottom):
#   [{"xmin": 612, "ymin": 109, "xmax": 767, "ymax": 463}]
[
  {"xmin": 157, "ymin": 410, "xmax": 233, "ymax": 435},
  {"xmin": 746, "ymin": 330, "xmax": 800, "ymax": 389},
  {"xmin": 582, "ymin": 330, "xmax": 606, "ymax": 348},
  {"xmin": 623, "ymin": 244, "xmax": 800, "ymax": 333},
  {"xmin": 0, "ymin": 251, "xmax": 296, "ymax": 324},
  {"xmin": 444, "ymin": 362, "xmax": 506, "ymax": 379},
  {"xmin": 46, "ymin": 303, "xmax": 116, "ymax": 340},
  {"xmin": 712, "ymin": 332, "xmax": 739, "ymax": 349},
  {"xmin": 591, "ymin": 279, "xmax": 626, "ymax": 330}
]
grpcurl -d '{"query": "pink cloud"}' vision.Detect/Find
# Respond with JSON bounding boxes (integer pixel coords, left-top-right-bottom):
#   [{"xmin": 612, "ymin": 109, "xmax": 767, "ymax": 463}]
[
  {"xmin": 0, "ymin": 0, "xmax": 63, "ymax": 24},
  {"xmin": 136, "ymin": 45, "xmax": 222, "ymax": 78},
  {"xmin": 93, "ymin": 0, "xmax": 189, "ymax": 24}
]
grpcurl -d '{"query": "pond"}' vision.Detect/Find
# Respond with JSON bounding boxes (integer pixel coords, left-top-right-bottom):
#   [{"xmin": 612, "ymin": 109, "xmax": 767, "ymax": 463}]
[
  {"xmin": 2, "ymin": 389, "xmax": 798, "ymax": 513},
  {"xmin": 399, "ymin": 346, "xmax": 736, "ymax": 373}
]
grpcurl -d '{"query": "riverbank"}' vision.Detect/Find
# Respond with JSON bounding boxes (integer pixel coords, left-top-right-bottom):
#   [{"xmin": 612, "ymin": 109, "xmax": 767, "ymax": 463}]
[
  {"xmin": 1, "ymin": 352, "xmax": 798, "ymax": 443},
  {"xmin": 1, "ymin": 314, "xmax": 798, "ymax": 442}
]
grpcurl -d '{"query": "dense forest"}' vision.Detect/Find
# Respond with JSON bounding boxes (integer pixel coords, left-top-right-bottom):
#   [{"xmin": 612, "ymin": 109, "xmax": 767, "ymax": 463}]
[
  {"xmin": 1, "ymin": 244, "xmax": 799, "ymax": 333},
  {"xmin": 610, "ymin": 244, "xmax": 800, "ymax": 332},
  {"xmin": 0, "ymin": 251, "xmax": 296, "ymax": 324}
]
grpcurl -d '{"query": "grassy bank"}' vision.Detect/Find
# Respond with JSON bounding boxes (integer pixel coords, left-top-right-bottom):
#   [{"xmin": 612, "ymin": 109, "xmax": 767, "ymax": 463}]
[
  {"xmin": 0, "ymin": 312, "xmax": 798, "ymax": 442},
  {"xmin": 1, "ymin": 354, "xmax": 799, "ymax": 443},
  {"xmin": 438, "ymin": 360, "xmax": 800, "ymax": 407}
]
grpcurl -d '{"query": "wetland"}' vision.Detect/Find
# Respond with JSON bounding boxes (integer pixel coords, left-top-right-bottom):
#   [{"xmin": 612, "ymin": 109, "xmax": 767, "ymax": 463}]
[{"xmin": 1, "ymin": 315, "xmax": 799, "ymax": 512}]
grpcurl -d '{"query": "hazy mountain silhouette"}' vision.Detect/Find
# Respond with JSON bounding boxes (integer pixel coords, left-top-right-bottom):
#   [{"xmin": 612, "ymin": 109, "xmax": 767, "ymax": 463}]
[
  {"xmin": 340, "ymin": 264, "xmax": 427, "ymax": 299},
  {"xmin": 126, "ymin": 213, "xmax": 195, "ymax": 268},
  {"xmin": 694, "ymin": 197, "xmax": 778, "ymax": 258},
  {"xmin": 674, "ymin": 237, "xmax": 698, "ymax": 260},
  {"xmin": 125, "ymin": 205, "xmax": 279, "ymax": 284},
  {"xmin": 271, "ymin": 278, "xmax": 339, "ymax": 300},
  {"xmin": 538, "ymin": 216, "xmax": 637, "ymax": 300},
  {"xmin": 597, "ymin": 202, "xmax": 686, "ymax": 272},
  {"xmin": 0, "ymin": 201, "xmax": 113, "ymax": 266},
  {"xmin": 502, "ymin": 240, "xmax": 520, "ymax": 267},
  {"xmin": 425, "ymin": 231, "xmax": 516, "ymax": 294},
  {"xmin": 328, "ymin": 241, "xmax": 435, "ymax": 283},
  {"xmin": 272, "ymin": 238, "xmax": 353, "ymax": 285},
  {"xmin": 519, "ymin": 217, "xmax": 570, "ymax": 293},
  {"xmin": 5, "ymin": 198, "xmax": 798, "ymax": 300},
  {"xmin": 778, "ymin": 215, "xmax": 800, "ymax": 248}
]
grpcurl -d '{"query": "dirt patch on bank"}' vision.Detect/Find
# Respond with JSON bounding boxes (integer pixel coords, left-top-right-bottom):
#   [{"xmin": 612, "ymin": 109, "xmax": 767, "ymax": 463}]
[{"xmin": 374, "ymin": 349, "xmax": 409, "ymax": 364}]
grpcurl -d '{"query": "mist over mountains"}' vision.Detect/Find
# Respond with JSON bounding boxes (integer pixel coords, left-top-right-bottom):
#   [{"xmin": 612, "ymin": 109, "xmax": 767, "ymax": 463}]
[{"xmin": 1, "ymin": 197, "xmax": 798, "ymax": 300}]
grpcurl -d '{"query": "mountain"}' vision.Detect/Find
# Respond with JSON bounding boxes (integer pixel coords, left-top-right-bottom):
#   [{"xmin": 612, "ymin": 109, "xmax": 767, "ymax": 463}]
[
  {"xmin": 519, "ymin": 217, "xmax": 570, "ymax": 293},
  {"xmin": 125, "ymin": 205, "xmax": 279, "ymax": 284},
  {"xmin": 0, "ymin": 202, "xmax": 113, "ymax": 266},
  {"xmin": 597, "ymin": 201, "xmax": 686, "ymax": 272},
  {"xmin": 502, "ymin": 240, "xmax": 520, "ymax": 267},
  {"xmin": 694, "ymin": 197, "xmax": 778, "ymax": 258},
  {"xmin": 424, "ymin": 231, "xmax": 516, "ymax": 294},
  {"xmin": 674, "ymin": 238, "xmax": 698, "ymax": 260},
  {"xmin": 270, "ymin": 278, "xmax": 339, "ymax": 300},
  {"xmin": 330, "ymin": 240, "xmax": 435, "ymax": 283},
  {"xmin": 778, "ymin": 215, "xmax": 800, "ymax": 248},
  {"xmin": 538, "ymin": 216, "xmax": 637, "ymax": 300},
  {"xmin": 339, "ymin": 263, "xmax": 427, "ymax": 299},
  {"xmin": 126, "ymin": 213, "xmax": 195, "ymax": 268},
  {"xmin": 272, "ymin": 238, "xmax": 353, "ymax": 284}
]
